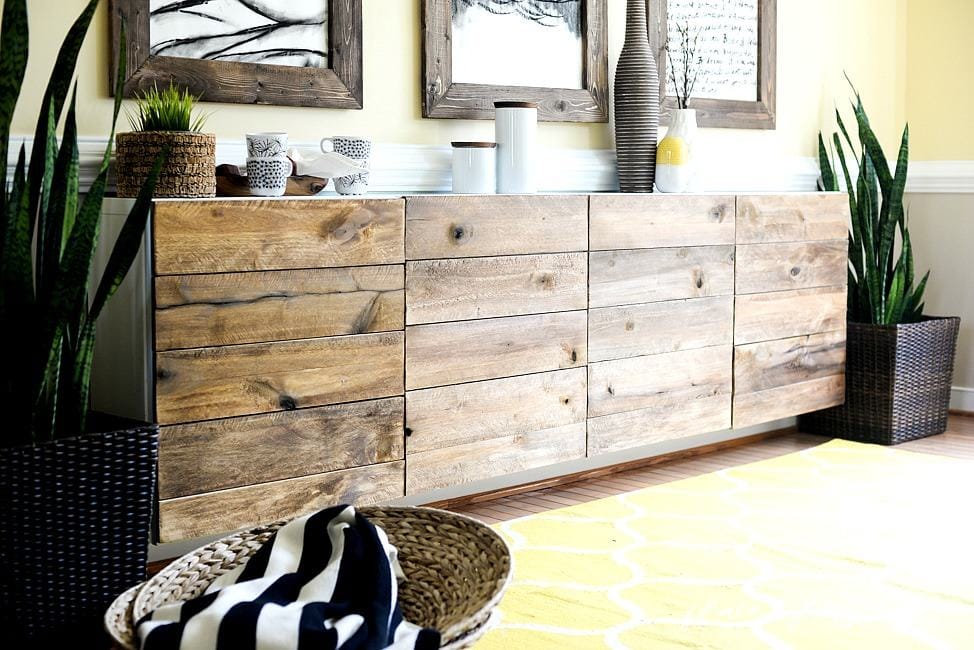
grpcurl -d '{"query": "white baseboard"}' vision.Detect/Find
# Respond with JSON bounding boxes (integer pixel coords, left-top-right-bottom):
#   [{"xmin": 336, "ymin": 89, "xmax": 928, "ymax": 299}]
[
  {"xmin": 952, "ymin": 386, "xmax": 974, "ymax": 412},
  {"xmin": 7, "ymin": 135, "xmax": 974, "ymax": 194}
]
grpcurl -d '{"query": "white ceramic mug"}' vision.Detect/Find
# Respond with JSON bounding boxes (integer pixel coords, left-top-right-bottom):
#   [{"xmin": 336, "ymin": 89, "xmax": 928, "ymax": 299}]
[
  {"xmin": 452, "ymin": 142, "xmax": 497, "ymax": 194},
  {"xmin": 246, "ymin": 132, "xmax": 288, "ymax": 158},
  {"xmin": 333, "ymin": 161, "xmax": 370, "ymax": 195}
]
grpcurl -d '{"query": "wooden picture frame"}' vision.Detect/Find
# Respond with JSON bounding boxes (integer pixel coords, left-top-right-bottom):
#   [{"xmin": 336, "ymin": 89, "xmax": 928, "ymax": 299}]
[
  {"xmin": 647, "ymin": 0, "xmax": 776, "ymax": 129},
  {"xmin": 109, "ymin": 0, "xmax": 363, "ymax": 109},
  {"xmin": 422, "ymin": 0, "xmax": 608, "ymax": 122}
]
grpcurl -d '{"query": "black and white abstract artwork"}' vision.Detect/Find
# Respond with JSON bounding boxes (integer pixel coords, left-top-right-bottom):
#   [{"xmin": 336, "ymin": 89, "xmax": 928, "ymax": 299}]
[
  {"xmin": 666, "ymin": 0, "xmax": 758, "ymax": 102},
  {"xmin": 451, "ymin": 0, "xmax": 583, "ymax": 89},
  {"xmin": 149, "ymin": 0, "xmax": 329, "ymax": 68}
]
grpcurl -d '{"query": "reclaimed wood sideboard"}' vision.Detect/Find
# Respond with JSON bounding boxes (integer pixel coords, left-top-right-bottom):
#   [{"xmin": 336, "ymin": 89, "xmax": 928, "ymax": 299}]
[{"xmin": 94, "ymin": 193, "xmax": 850, "ymax": 541}]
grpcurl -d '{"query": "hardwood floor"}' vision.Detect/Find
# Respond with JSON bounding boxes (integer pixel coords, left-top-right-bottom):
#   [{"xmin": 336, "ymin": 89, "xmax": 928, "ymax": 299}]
[{"xmin": 451, "ymin": 414, "xmax": 974, "ymax": 525}]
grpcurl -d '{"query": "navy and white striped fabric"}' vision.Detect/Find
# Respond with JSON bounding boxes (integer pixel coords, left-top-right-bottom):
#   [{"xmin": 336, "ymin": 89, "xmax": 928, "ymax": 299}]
[{"xmin": 137, "ymin": 505, "xmax": 441, "ymax": 650}]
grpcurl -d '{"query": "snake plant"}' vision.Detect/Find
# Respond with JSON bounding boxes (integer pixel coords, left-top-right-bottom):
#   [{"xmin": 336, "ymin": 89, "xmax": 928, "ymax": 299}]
[
  {"xmin": 819, "ymin": 81, "xmax": 928, "ymax": 326},
  {"xmin": 1, "ymin": 0, "xmax": 166, "ymax": 447}
]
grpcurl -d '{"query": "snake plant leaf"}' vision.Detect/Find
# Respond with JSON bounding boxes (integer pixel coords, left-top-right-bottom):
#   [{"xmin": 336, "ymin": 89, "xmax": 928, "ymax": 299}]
[
  {"xmin": 27, "ymin": 0, "xmax": 101, "ymax": 225},
  {"xmin": 40, "ymin": 87, "xmax": 80, "ymax": 297},
  {"xmin": 0, "ymin": 0, "xmax": 28, "ymax": 217},
  {"xmin": 836, "ymin": 108, "xmax": 856, "ymax": 158},
  {"xmin": 1, "ymin": 144, "xmax": 32, "ymax": 310},
  {"xmin": 35, "ymin": 97, "xmax": 59, "ymax": 296},
  {"xmin": 818, "ymin": 134, "xmax": 838, "ymax": 191},
  {"xmin": 884, "ymin": 263, "xmax": 906, "ymax": 325},
  {"xmin": 34, "ymin": 166, "xmax": 109, "ymax": 412},
  {"xmin": 102, "ymin": 20, "xmax": 128, "ymax": 170},
  {"xmin": 89, "ymin": 147, "xmax": 168, "ymax": 322},
  {"xmin": 901, "ymin": 221, "xmax": 915, "ymax": 292}
]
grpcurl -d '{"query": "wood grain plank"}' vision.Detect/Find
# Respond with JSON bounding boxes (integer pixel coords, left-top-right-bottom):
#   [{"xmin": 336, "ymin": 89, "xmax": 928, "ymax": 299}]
[
  {"xmin": 588, "ymin": 345, "xmax": 733, "ymax": 418},
  {"xmin": 405, "ymin": 368, "xmax": 587, "ymax": 454},
  {"xmin": 158, "ymin": 461, "xmax": 405, "ymax": 542},
  {"xmin": 158, "ymin": 397, "xmax": 404, "ymax": 499},
  {"xmin": 736, "ymin": 240, "xmax": 847, "ymax": 294},
  {"xmin": 588, "ymin": 394, "xmax": 732, "ymax": 455},
  {"xmin": 737, "ymin": 194, "xmax": 849, "ymax": 244},
  {"xmin": 589, "ymin": 246, "xmax": 735, "ymax": 309},
  {"xmin": 735, "ymin": 330, "xmax": 846, "ymax": 395},
  {"xmin": 590, "ymin": 194, "xmax": 735, "ymax": 250},
  {"xmin": 406, "ymin": 253, "xmax": 587, "ymax": 325},
  {"xmin": 405, "ymin": 195, "xmax": 588, "ymax": 259},
  {"xmin": 735, "ymin": 286, "xmax": 847, "ymax": 345},
  {"xmin": 155, "ymin": 332, "xmax": 404, "ymax": 424},
  {"xmin": 589, "ymin": 296, "xmax": 733, "ymax": 362},
  {"xmin": 733, "ymin": 375, "xmax": 846, "ymax": 429},
  {"xmin": 405, "ymin": 311, "xmax": 587, "ymax": 390},
  {"xmin": 154, "ymin": 266, "xmax": 404, "ymax": 350},
  {"xmin": 153, "ymin": 199, "xmax": 405, "ymax": 274},
  {"xmin": 406, "ymin": 422, "xmax": 586, "ymax": 493}
]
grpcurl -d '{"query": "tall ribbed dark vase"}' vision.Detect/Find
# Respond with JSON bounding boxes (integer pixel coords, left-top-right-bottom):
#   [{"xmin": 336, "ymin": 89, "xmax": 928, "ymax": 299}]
[{"xmin": 614, "ymin": 0, "xmax": 660, "ymax": 192}]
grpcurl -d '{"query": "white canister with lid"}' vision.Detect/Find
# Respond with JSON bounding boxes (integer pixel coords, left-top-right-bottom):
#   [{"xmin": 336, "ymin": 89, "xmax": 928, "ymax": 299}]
[
  {"xmin": 451, "ymin": 142, "xmax": 497, "ymax": 194},
  {"xmin": 494, "ymin": 101, "xmax": 538, "ymax": 194}
]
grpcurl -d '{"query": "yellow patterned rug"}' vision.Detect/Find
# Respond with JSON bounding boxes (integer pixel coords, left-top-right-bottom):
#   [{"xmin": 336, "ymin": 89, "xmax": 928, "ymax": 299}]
[{"xmin": 475, "ymin": 439, "xmax": 974, "ymax": 649}]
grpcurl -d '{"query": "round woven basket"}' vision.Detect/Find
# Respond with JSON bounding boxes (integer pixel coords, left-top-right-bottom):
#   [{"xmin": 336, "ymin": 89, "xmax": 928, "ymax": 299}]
[
  {"xmin": 105, "ymin": 506, "xmax": 511, "ymax": 649},
  {"xmin": 115, "ymin": 131, "xmax": 216, "ymax": 198}
]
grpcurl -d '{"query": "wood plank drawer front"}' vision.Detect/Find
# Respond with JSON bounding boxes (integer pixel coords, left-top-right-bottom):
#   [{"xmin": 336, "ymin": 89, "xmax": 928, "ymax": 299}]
[
  {"xmin": 158, "ymin": 461, "xmax": 405, "ymax": 542},
  {"xmin": 405, "ymin": 368, "xmax": 586, "ymax": 455},
  {"xmin": 589, "ymin": 296, "xmax": 733, "ymax": 362},
  {"xmin": 153, "ymin": 199, "xmax": 405, "ymax": 274},
  {"xmin": 155, "ymin": 266, "xmax": 404, "ymax": 350},
  {"xmin": 737, "ymin": 194, "xmax": 849, "ymax": 244},
  {"xmin": 733, "ymin": 375, "xmax": 845, "ymax": 429},
  {"xmin": 406, "ymin": 253, "xmax": 587, "ymax": 325},
  {"xmin": 158, "ymin": 397, "xmax": 404, "ymax": 499},
  {"xmin": 406, "ymin": 423, "xmax": 586, "ymax": 493},
  {"xmin": 589, "ymin": 246, "xmax": 735, "ymax": 309},
  {"xmin": 736, "ymin": 241, "xmax": 847, "ymax": 295},
  {"xmin": 734, "ymin": 330, "xmax": 846, "ymax": 396},
  {"xmin": 590, "ymin": 194, "xmax": 735, "ymax": 250},
  {"xmin": 588, "ymin": 345, "xmax": 732, "ymax": 419},
  {"xmin": 734, "ymin": 286, "xmax": 847, "ymax": 345},
  {"xmin": 405, "ymin": 195, "xmax": 587, "ymax": 259},
  {"xmin": 588, "ymin": 393, "xmax": 731, "ymax": 456},
  {"xmin": 155, "ymin": 332, "xmax": 404, "ymax": 424},
  {"xmin": 405, "ymin": 311, "xmax": 587, "ymax": 390}
]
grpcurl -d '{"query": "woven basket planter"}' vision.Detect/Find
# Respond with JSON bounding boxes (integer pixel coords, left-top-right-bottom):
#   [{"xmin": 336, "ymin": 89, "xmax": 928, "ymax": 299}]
[
  {"xmin": 0, "ymin": 422, "xmax": 158, "ymax": 644},
  {"xmin": 106, "ymin": 507, "xmax": 512, "ymax": 650},
  {"xmin": 116, "ymin": 131, "xmax": 216, "ymax": 198},
  {"xmin": 801, "ymin": 317, "xmax": 961, "ymax": 445}
]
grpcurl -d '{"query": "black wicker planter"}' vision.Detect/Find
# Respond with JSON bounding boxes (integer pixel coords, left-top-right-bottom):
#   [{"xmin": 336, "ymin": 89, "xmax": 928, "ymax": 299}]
[
  {"xmin": 0, "ymin": 421, "xmax": 159, "ymax": 644},
  {"xmin": 801, "ymin": 317, "xmax": 961, "ymax": 445}
]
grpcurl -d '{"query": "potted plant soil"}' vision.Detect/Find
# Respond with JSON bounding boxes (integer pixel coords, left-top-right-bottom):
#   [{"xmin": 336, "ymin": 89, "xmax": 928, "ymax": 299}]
[
  {"xmin": 801, "ymin": 83, "xmax": 960, "ymax": 444},
  {"xmin": 116, "ymin": 84, "xmax": 215, "ymax": 198},
  {"xmin": 0, "ymin": 0, "xmax": 165, "ymax": 643}
]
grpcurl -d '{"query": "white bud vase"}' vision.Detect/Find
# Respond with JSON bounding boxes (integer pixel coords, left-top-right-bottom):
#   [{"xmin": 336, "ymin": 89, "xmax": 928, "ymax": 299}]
[{"xmin": 655, "ymin": 109, "xmax": 697, "ymax": 193}]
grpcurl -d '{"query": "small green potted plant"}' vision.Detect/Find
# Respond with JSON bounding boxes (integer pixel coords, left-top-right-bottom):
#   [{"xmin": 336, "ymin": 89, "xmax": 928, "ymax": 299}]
[
  {"xmin": 0, "ymin": 0, "xmax": 165, "ymax": 643},
  {"xmin": 801, "ymin": 82, "xmax": 960, "ymax": 444},
  {"xmin": 116, "ymin": 83, "xmax": 215, "ymax": 198}
]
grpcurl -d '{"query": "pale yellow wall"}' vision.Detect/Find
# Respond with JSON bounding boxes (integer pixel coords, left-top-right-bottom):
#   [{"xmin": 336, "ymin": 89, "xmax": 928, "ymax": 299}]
[
  {"xmin": 906, "ymin": 0, "xmax": 974, "ymax": 161},
  {"xmin": 10, "ymin": 0, "xmax": 907, "ymax": 156}
]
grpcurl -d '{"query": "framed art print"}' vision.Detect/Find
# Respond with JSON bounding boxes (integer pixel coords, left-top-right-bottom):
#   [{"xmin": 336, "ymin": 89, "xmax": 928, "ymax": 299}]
[
  {"xmin": 423, "ymin": 0, "xmax": 608, "ymax": 122},
  {"xmin": 110, "ymin": 0, "xmax": 363, "ymax": 109}
]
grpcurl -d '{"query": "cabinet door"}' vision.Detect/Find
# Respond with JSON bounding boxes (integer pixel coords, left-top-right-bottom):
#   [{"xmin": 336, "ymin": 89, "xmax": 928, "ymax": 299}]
[
  {"xmin": 732, "ymin": 193, "xmax": 849, "ymax": 428},
  {"xmin": 153, "ymin": 199, "xmax": 405, "ymax": 274}
]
